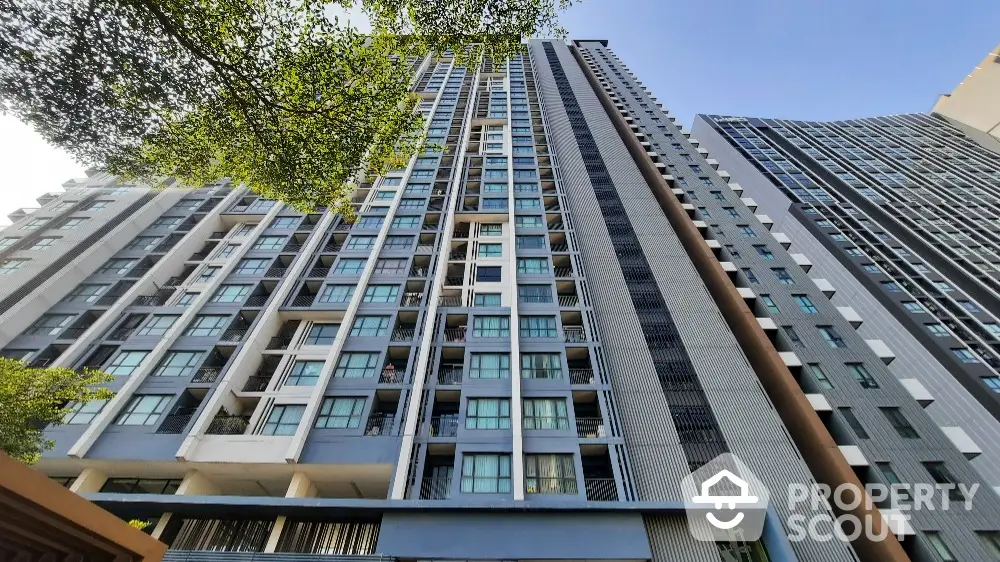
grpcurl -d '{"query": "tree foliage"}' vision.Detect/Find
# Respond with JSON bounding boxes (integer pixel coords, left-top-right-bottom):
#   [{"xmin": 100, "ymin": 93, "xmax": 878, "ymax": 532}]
[
  {"xmin": 0, "ymin": 0, "xmax": 575, "ymax": 211},
  {"xmin": 0, "ymin": 358, "xmax": 113, "ymax": 464}
]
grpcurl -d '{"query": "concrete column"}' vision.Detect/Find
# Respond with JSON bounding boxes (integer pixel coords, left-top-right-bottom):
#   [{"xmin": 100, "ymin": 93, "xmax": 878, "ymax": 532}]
[
  {"xmin": 176, "ymin": 470, "xmax": 220, "ymax": 496},
  {"xmin": 264, "ymin": 472, "xmax": 316, "ymax": 552},
  {"xmin": 68, "ymin": 468, "xmax": 106, "ymax": 494}
]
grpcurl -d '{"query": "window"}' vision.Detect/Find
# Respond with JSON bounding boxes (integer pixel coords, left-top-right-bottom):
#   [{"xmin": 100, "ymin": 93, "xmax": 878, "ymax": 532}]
[
  {"xmin": 808, "ymin": 364, "xmax": 834, "ymax": 390},
  {"xmin": 520, "ymin": 316, "xmax": 557, "ymax": 338},
  {"xmin": 136, "ymin": 315, "xmax": 178, "ymax": 336},
  {"xmin": 346, "ymin": 235, "xmax": 376, "ymax": 250},
  {"xmin": 197, "ymin": 266, "xmax": 220, "ymax": 282},
  {"xmin": 333, "ymin": 258, "xmax": 367, "ymax": 275},
  {"xmin": 881, "ymin": 281, "xmax": 902, "ymax": 292},
  {"xmin": 978, "ymin": 532, "xmax": 1000, "ymax": 559},
  {"xmin": 467, "ymin": 398, "xmax": 511, "ymax": 429},
  {"xmin": 876, "ymin": 462, "xmax": 907, "ymax": 500},
  {"xmin": 819, "ymin": 326, "xmax": 846, "ymax": 348},
  {"xmin": 742, "ymin": 268, "xmax": 759, "ymax": 284},
  {"xmin": 154, "ymin": 351, "xmax": 201, "ymax": 377},
  {"xmin": 375, "ymin": 191, "xmax": 395, "ymax": 201},
  {"xmin": 518, "ymin": 285, "xmax": 552, "ymax": 303},
  {"xmin": 517, "ymin": 258, "xmax": 548, "ymax": 274},
  {"xmin": 0, "ymin": 237, "xmax": 16, "ymax": 250},
  {"xmin": 522, "ymin": 399, "xmax": 569, "ymax": 430},
  {"xmin": 473, "ymin": 316, "xmax": 510, "ymax": 337},
  {"xmin": 515, "ymin": 198, "xmax": 541, "ymax": 210},
  {"xmin": 83, "ymin": 200, "xmax": 110, "ymax": 212},
  {"xmin": 903, "ymin": 301, "xmax": 925, "ymax": 313},
  {"xmin": 925, "ymin": 532, "xmax": 956, "ymax": 561},
  {"xmin": 99, "ymin": 478, "xmax": 183, "ymax": 495},
  {"xmin": 286, "ymin": 361, "xmax": 324, "ymax": 386},
  {"xmin": 115, "ymin": 395, "xmax": 170, "ymax": 425},
  {"xmin": 23, "ymin": 218, "xmax": 47, "ymax": 230},
  {"xmin": 63, "ymin": 400, "xmax": 108, "ymax": 424},
  {"xmin": 774, "ymin": 268, "xmax": 795, "ymax": 284},
  {"xmin": 183, "ymin": 315, "xmax": 229, "ymax": 337},
  {"xmin": 461, "ymin": 454, "xmax": 511, "ymax": 494},
  {"xmin": 0, "ymin": 259, "xmax": 27, "ymax": 274},
  {"xmin": 474, "ymin": 293, "xmax": 502, "ymax": 307},
  {"xmin": 483, "ymin": 183, "xmax": 506, "ymax": 193},
  {"xmin": 481, "ymin": 198, "xmax": 507, "ymax": 211},
  {"xmin": 525, "ymin": 454, "xmax": 577, "ymax": 494},
  {"xmin": 391, "ymin": 216, "xmax": 421, "ymax": 229},
  {"xmin": 177, "ymin": 292, "xmax": 199, "ymax": 305},
  {"xmin": 64, "ymin": 284, "xmax": 108, "ymax": 303},
  {"xmin": 261, "ymin": 405, "xmax": 304, "ymax": 435},
  {"xmin": 783, "ymin": 326, "xmax": 805, "ymax": 348},
  {"xmin": 478, "ymin": 243, "xmax": 503, "ymax": 258},
  {"xmin": 960, "ymin": 301, "xmax": 981, "ymax": 313},
  {"xmin": 399, "ymin": 198, "xmax": 425, "ymax": 211},
  {"xmin": 252, "ymin": 236, "xmax": 285, "ymax": 250},
  {"xmin": 793, "ymin": 295, "xmax": 818, "ymax": 313},
  {"xmin": 926, "ymin": 323, "xmax": 949, "ymax": 337},
  {"xmin": 270, "ymin": 217, "xmax": 299, "ymax": 229},
  {"xmin": 847, "ymin": 363, "xmax": 878, "ymax": 389},
  {"xmin": 845, "ymin": 247, "xmax": 863, "ymax": 257},
  {"xmin": 56, "ymin": 218, "xmax": 86, "ymax": 230},
  {"xmin": 477, "ymin": 266, "xmax": 502, "ymax": 282},
  {"xmin": 374, "ymin": 258, "xmax": 407, "ymax": 274},
  {"xmin": 881, "ymin": 407, "xmax": 919, "ymax": 438},
  {"xmin": 27, "ymin": 314, "xmax": 74, "ymax": 336},
  {"xmin": 124, "ymin": 236, "xmax": 159, "ymax": 251},
  {"xmin": 839, "ymin": 408, "xmax": 869, "ymax": 439},
  {"xmin": 216, "ymin": 244, "xmax": 239, "ymax": 258},
  {"xmin": 384, "ymin": 235, "xmax": 413, "ymax": 249},
  {"xmin": 514, "ymin": 183, "xmax": 539, "ymax": 193},
  {"xmin": 306, "ymin": 323, "xmax": 339, "ymax": 345},
  {"xmin": 515, "ymin": 216, "xmax": 543, "ymax": 228},
  {"xmin": 862, "ymin": 264, "xmax": 880, "ymax": 273},
  {"xmin": 923, "ymin": 462, "xmax": 966, "ymax": 502},
  {"xmin": 98, "ymin": 259, "xmax": 136, "ymax": 275},
  {"xmin": 953, "ymin": 348, "xmax": 979, "ymax": 363},
  {"xmin": 234, "ymin": 258, "xmax": 269, "ymax": 275},
  {"xmin": 315, "ymin": 397, "xmax": 365, "ymax": 429},
  {"xmin": 480, "ymin": 224, "xmax": 503, "ymax": 236},
  {"xmin": 335, "ymin": 352, "xmax": 379, "ymax": 378},
  {"xmin": 350, "ymin": 316, "xmax": 390, "ymax": 337},
  {"xmin": 739, "ymin": 225, "xmax": 757, "ymax": 238},
  {"xmin": 359, "ymin": 285, "xmax": 398, "ymax": 304},
  {"xmin": 522, "ymin": 353, "xmax": 562, "ymax": 379},
  {"xmin": 754, "ymin": 246, "xmax": 774, "ymax": 260},
  {"xmin": 26, "ymin": 237, "xmax": 59, "ymax": 251},
  {"xmin": 985, "ymin": 323, "xmax": 1000, "ymax": 338},
  {"xmin": 760, "ymin": 295, "xmax": 779, "ymax": 314},
  {"xmin": 933, "ymin": 281, "xmax": 953, "ymax": 293},
  {"xmin": 211, "ymin": 285, "xmax": 251, "ymax": 303},
  {"xmin": 356, "ymin": 217, "xmax": 385, "ymax": 229}
]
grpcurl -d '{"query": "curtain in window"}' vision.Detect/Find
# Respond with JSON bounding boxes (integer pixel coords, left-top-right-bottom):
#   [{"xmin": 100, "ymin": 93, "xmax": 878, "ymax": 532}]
[
  {"xmin": 523, "ymin": 399, "xmax": 568, "ymax": 429},
  {"xmin": 461, "ymin": 455, "xmax": 511, "ymax": 493},
  {"xmin": 525, "ymin": 454, "xmax": 576, "ymax": 494}
]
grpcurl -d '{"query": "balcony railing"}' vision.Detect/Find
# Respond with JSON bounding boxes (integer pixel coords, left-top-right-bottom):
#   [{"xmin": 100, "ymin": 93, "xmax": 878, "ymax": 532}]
[
  {"xmin": 429, "ymin": 416, "xmax": 458, "ymax": 437},
  {"xmin": 220, "ymin": 328, "xmax": 249, "ymax": 342},
  {"xmin": 242, "ymin": 375, "xmax": 271, "ymax": 392},
  {"xmin": 419, "ymin": 478, "xmax": 452, "ymax": 500},
  {"xmin": 564, "ymin": 327, "xmax": 587, "ymax": 343},
  {"xmin": 58, "ymin": 327, "xmax": 91, "ymax": 339},
  {"xmin": 209, "ymin": 231, "xmax": 227, "ymax": 239},
  {"xmin": 265, "ymin": 267, "xmax": 288, "ymax": 277},
  {"xmin": 437, "ymin": 369, "xmax": 463, "ymax": 385},
  {"xmin": 192, "ymin": 368, "xmax": 221, "ymax": 384},
  {"xmin": 94, "ymin": 294, "xmax": 123, "ymax": 306},
  {"xmin": 400, "ymin": 293, "xmax": 422, "ymax": 307},
  {"xmin": 287, "ymin": 295, "xmax": 316, "ymax": 307},
  {"xmin": 438, "ymin": 295, "xmax": 461, "ymax": 307},
  {"xmin": 244, "ymin": 295, "xmax": 271, "ymax": 307},
  {"xmin": 364, "ymin": 413, "xmax": 396, "ymax": 436},
  {"xmin": 334, "ymin": 222, "xmax": 353, "ymax": 231},
  {"xmin": 414, "ymin": 244, "xmax": 434, "ymax": 253},
  {"xmin": 323, "ymin": 244, "xmax": 342, "ymax": 253},
  {"xmin": 132, "ymin": 295, "xmax": 166, "ymax": 306},
  {"xmin": 550, "ymin": 243, "xmax": 569, "ymax": 252},
  {"xmin": 267, "ymin": 336, "xmax": 293, "ymax": 350},
  {"xmin": 558, "ymin": 295, "xmax": 580, "ymax": 307},
  {"xmin": 449, "ymin": 250, "xmax": 466, "ymax": 260},
  {"xmin": 379, "ymin": 366, "xmax": 405, "ymax": 384},
  {"xmin": 307, "ymin": 268, "xmax": 330, "ymax": 278},
  {"xmin": 553, "ymin": 267, "xmax": 573, "ymax": 278},
  {"xmin": 576, "ymin": 418, "xmax": 606, "ymax": 438},
  {"xmin": 107, "ymin": 327, "xmax": 135, "ymax": 341},
  {"xmin": 127, "ymin": 267, "xmax": 150, "ymax": 278},
  {"xmin": 444, "ymin": 276, "xmax": 463, "ymax": 286},
  {"xmin": 443, "ymin": 328, "xmax": 466, "ymax": 342},
  {"xmin": 282, "ymin": 244, "xmax": 303, "ymax": 253},
  {"xmin": 409, "ymin": 267, "xmax": 429, "ymax": 277},
  {"xmin": 519, "ymin": 295, "xmax": 553, "ymax": 304},
  {"xmin": 156, "ymin": 413, "xmax": 194, "ymax": 434},
  {"xmin": 390, "ymin": 328, "xmax": 414, "ymax": 342},
  {"xmin": 569, "ymin": 368, "xmax": 595, "ymax": 385},
  {"xmin": 584, "ymin": 478, "xmax": 618, "ymax": 501},
  {"xmin": 205, "ymin": 416, "xmax": 249, "ymax": 435},
  {"xmin": 525, "ymin": 478, "xmax": 578, "ymax": 495}
]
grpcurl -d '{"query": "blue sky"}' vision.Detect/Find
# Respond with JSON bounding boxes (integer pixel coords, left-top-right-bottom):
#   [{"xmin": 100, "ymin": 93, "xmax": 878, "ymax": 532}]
[{"xmin": 559, "ymin": 0, "xmax": 999, "ymax": 124}]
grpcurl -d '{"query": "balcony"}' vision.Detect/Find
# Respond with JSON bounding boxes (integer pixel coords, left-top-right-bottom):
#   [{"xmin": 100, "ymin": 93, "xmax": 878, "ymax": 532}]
[
  {"xmin": 205, "ymin": 415, "xmax": 250, "ymax": 435},
  {"xmin": 244, "ymin": 295, "xmax": 271, "ymax": 307},
  {"xmin": 58, "ymin": 327, "xmax": 91, "ymax": 339},
  {"xmin": 282, "ymin": 243, "xmax": 303, "ymax": 253},
  {"xmin": 107, "ymin": 327, "xmax": 136, "ymax": 341},
  {"xmin": 364, "ymin": 413, "xmax": 396, "ymax": 436},
  {"xmin": 307, "ymin": 268, "xmax": 330, "ymax": 278},
  {"xmin": 379, "ymin": 365, "xmax": 405, "ymax": 384},
  {"xmin": 127, "ymin": 267, "xmax": 151, "ymax": 278},
  {"xmin": 94, "ymin": 294, "xmax": 124, "ymax": 306},
  {"xmin": 576, "ymin": 418, "xmax": 606, "ymax": 438},
  {"xmin": 219, "ymin": 328, "xmax": 248, "ymax": 343},
  {"xmin": 400, "ymin": 293, "xmax": 422, "ymax": 307},
  {"xmin": 409, "ymin": 266, "xmax": 429, "ymax": 277},
  {"xmin": 390, "ymin": 328, "xmax": 414, "ymax": 342},
  {"xmin": 569, "ymin": 369, "xmax": 595, "ymax": 385},
  {"xmin": 437, "ymin": 369, "xmax": 463, "ymax": 385},
  {"xmin": 443, "ymin": 328, "xmax": 466, "ymax": 343},
  {"xmin": 132, "ymin": 295, "xmax": 166, "ymax": 306},
  {"xmin": 156, "ymin": 413, "xmax": 194, "ymax": 434},
  {"xmin": 419, "ymin": 478, "xmax": 452, "ymax": 500},
  {"xmin": 242, "ymin": 373, "xmax": 272, "ymax": 392},
  {"xmin": 553, "ymin": 267, "xmax": 573, "ymax": 278},
  {"xmin": 444, "ymin": 276, "xmax": 463, "ymax": 286},
  {"xmin": 267, "ymin": 335, "xmax": 293, "ymax": 350},
  {"xmin": 558, "ymin": 295, "xmax": 579, "ymax": 307},
  {"xmin": 192, "ymin": 367, "xmax": 222, "ymax": 384},
  {"xmin": 438, "ymin": 295, "xmax": 461, "ymax": 307},
  {"xmin": 265, "ymin": 267, "xmax": 288, "ymax": 277},
  {"xmin": 429, "ymin": 415, "xmax": 458, "ymax": 437},
  {"xmin": 287, "ymin": 294, "xmax": 316, "ymax": 307},
  {"xmin": 564, "ymin": 327, "xmax": 587, "ymax": 343},
  {"xmin": 584, "ymin": 478, "xmax": 618, "ymax": 501}
]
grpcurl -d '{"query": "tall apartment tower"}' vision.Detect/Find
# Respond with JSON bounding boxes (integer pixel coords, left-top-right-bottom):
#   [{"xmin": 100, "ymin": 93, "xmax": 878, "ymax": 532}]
[
  {"xmin": 693, "ymin": 113, "xmax": 1000, "ymax": 491},
  {"xmin": 933, "ymin": 43, "xmax": 1000, "ymax": 147},
  {"xmin": 5, "ymin": 40, "xmax": 1000, "ymax": 562}
]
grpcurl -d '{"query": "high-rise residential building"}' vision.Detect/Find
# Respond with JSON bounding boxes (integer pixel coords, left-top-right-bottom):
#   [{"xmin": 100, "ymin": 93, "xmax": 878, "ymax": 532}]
[
  {"xmin": 933, "ymin": 43, "xmax": 1000, "ymax": 147},
  {"xmin": 693, "ymin": 113, "xmax": 1000, "ymax": 492},
  {"xmin": 5, "ymin": 40, "xmax": 1000, "ymax": 562}
]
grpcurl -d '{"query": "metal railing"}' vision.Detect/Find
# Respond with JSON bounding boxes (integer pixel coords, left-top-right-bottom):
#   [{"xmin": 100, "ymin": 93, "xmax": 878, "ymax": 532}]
[
  {"xmin": 550, "ymin": 243, "xmax": 569, "ymax": 252},
  {"xmin": 564, "ymin": 327, "xmax": 587, "ymax": 343},
  {"xmin": 569, "ymin": 369, "xmax": 595, "ymax": 385},
  {"xmin": 408, "ymin": 267, "xmax": 428, "ymax": 277},
  {"xmin": 107, "ymin": 327, "xmax": 135, "ymax": 341},
  {"xmin": 205, "ymin": 416, "xmax": 250, "ymax": 435},
  {"xmin": 553, "ymin": 267, "xmax": 573, "ymax": 278},
  {"xmin": 437, "ymin": 369, "xmax": 463, "ymax": 385},
  {"xmin": 323, "ymin": 244, "xmax": 342, "ymax": 252},
  {"xmin": 127, "ymin": 267, "xmax": 151, "ymax": 277},
  {"xmin": 390, "ymin": 328, "xmax": 414, "ymax": 342},
  {"xmin": 521, "ymin": 368, "xmax": 563, "ymax": 380},
  {"xmin": 333, "ymin": 222, "xmax": 353, "ymax": 231},
  {"xmin": 364, "ymin": 413, "xmax": 395, "ymax": 436},
  {"xmin": 209, "ymin": 231, "xmax": 227, "ymax": 239},
  {"xmin": 400, "ymin": 293, "xmax": 422, "ymax": 307},
  {"xmin": 429, "ymin": 416, "xmax": 459, "ymax": 437},
  {"xmin": 265, "ymin": 267, "xmax": 288, "ymax": 277},
  {"xmin": 584, "ymin": 478, "xmax": 618, "ymax": 501},
  {"xmin": 282, "ymin": 244, "xmax": 303, "ymax": 253},
  {"xmin": 438, "ymin": 295, "xmax": 461, "ymax": 306},
  {"xmin": 444, "ymin": 276, "xmax": 463, "ymax": 286},
  {"xmin": 379, "ymin": 367, "xmax": 405, "ymax": 384},
  {"xmin": 132, "ymin": 295, "xmax": 165, "ymax": 306},
  {"xmin": 443, "ymin": 328, "xmax": 466, "ymax": 342},
  {"xmin": 58, "ymin": 327, "xmax": 91, "ymax": 339},
  {"xmin": 94, "ymin": 294, "xmax": 123, "ymax": 306},
  {"xmin": 242, "ymin": 375, "xmax": 271, "ymax": 392},
  {"xmin": 220, "ymin": 328, "xmax": 249, "ymax": 342},
  {"xmin": 414, "ymin": 244, "xmax": 434, "ymax": 253},
  {"xmin": 287, "ymin": 295, "xmax": 316, "ymax": 307},
  {"xmin": 519, "ymin": 295, "xmax": 553, "ymax": 304},
  {"xmin": 576, "ymin": 417, "xmax": 606, "ymax": 438},
  {"xmin": 156, "ymin": 414, "xmax": 194, "ymax": 434},
  {"xmin": 449, "ymin": 250, "xmax": 466, "ymax": 260},
  {"xmin": 525, "ymin": 478, "xmax": 578, "ymax": 495},
  {"xmin": 267, "ymin": 336, "xmax": 293, "ymax": 350},
  {"xmin": 419, "ymin": 478, "xmax": 452, "ymax": 500},
  {"xmin": 307, "ymin": 268, "xmax": 330, "ymax": 278},
  {"xmin": 244, "ymin": 295, "xmax": 271, "ymax": 307},
  {"xmin": 558, "ymin": 295, "xmax": 579, "ymax": 307},
  {"xmin": 192, "ymin": 368, "xmax": 222, "ymax": 384}
]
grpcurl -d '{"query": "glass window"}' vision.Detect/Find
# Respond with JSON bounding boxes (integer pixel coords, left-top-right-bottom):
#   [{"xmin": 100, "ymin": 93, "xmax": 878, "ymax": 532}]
[
  {"xmin": 514, "ymin": 198, "xmax": 540, "ymax": 210},
  {"xmin": 115, "ymin": 395, "xmax": 171, "ymax": 425},
  {"xmin": 177, "ymin": 292, "xmax": 199, "ymax": 305},
  {"xmin": 234, "ymin": 258, "xmax": 270, "ymax": 275},
  {"xmin": 760, "ymin": 295, "xmax": 779, "ymax": 314},
  {"xmin": 306, "ymin": 323, "xmax": 339, "ymax": 345},
  {"xmin": 925, "ymin": 533, "xmax": 956, "ymax": 561},
  {"xmin": 56, "ymin": 217, "xmax": 86, "ymax": 230},
  {"xmin": 335, "ymin": 352, "xmax": 379, "ymax": 378},
  {"xmin": 0, "ymin": 237, "xmax": 17, "ymax": 250},
  {"xmin": 755, "ymin": 246, "xmax": 774, "ymax": 260},
  {"xmin": 261, "ymin": 405, "xmax": 304, "ymax": 435},
  {"xmin": 740, "ymin": 225, "xmax": 757, "ymax": 238},
  {"xmin": 125, "ymin": 236, "xmax": 159, "ymax": 251},
  {"xmin": 522, "ymin": 353, "xmax": 562, "ymax": 379},
  {"xmin": 286, "ymin": 361, "xmax": 324, "ymax": 386},
  {"xmin": 847, "ymin": 363, "xmax": 878, "ymax": 388},
  {"xmin": 210, "ymin": 285, "xmax": 251, "ymax": 303},
  {"xmin": 363, "ymin": 285, "xmax": 399, "ymax": 303},
  {"xmin": 357, "ymin": 217, "xmax": 385, "ymax": 229},
  {"xmin": 197, "ymin": 266, "xmax": 220, "ymax": 282},
  {"xmin": 470, "ymin": 353, "xmax": 510, "ymax": 379},
  {"xmin": 881, "ymin": 407, "xmax": 919, "ymax": 438},
  {"xmin": 384, "ymin": 235, "xmax": 413, "ymax": 249},
  {"xmin": 346, "ymin": 235, "xmax": 376, "ymax": 250},
  {"xmin": 63, "ymin": 400, "xmax": 108, "ymax": 424},
  {"xmin": 136, "ymin": 315, "xmax": 178, "ymax": 336},
  {"xmin": 477, "ymin": 266, "xmax": 502, "ymax": 282},
  {"xmin": 516, "ymin": 235, "xmax": 546, "ymax": 250},
  {"xmin": 154, "ymin": 351, "xmax": 201, "ymax": 377},
  {"xmin": 392, "ymin": 216, "xmax": 421, "ymax": 229},
  {"xmin": 479, "ymin": 244, "xmax": 503, "ymax": 258},
  {"xmin": 819, "ymin": 326, "xmax": 846, "ymax": 348},
  {"xmin": 473, "ymin": 316, "xmax": 510, "ymax": 337},
  {"xmin": 524, "ymin": 454, "xmax": 577, "ymax": 494},
  {"xmin": 519, "ymin": 316, "xmax": 557, "ymax": 338},
  {"xmin": 466, "ymin": 398, "xmax": 511, "ymax": 429},
  {"xmin": 517, "ymin": 258, "xmax": 548, "ymax": 274},
  {"xmin": 99, "ymin": 478, "xmax": 182, "ymax": 495},
  {"xmin": 515, "ymin": 216, "xmax": 543, "ymax": 228},
  {"xmin": 481, "ymin": 198, "xmax": 507, "ymax": 211},
  {"xmin": 839, "ymin": 408, "xmax": 869, "ymax": 439},
  {"xmin": 98, "ymin": 259, "xmax": 136, "ymax": 275},
  {"xmin": 460, "ymin": 454, "xmax": 512, "ymax": 493},
  {"xmin": 270, "ymin": 217, "xmax": 299, "ymax": 229},
  {"xmin": 374, "ymin": 258, "xmax": 407, "ymax": 274},
  {"xmin": 333, "ymin": 258, "xmax": 367, "ymax": 275},
  {"xmin": 0, "ymin": 259, "xmax": 27, "ymax": 274},
  {"xmin": 64, "ymin": 284, "xmax": 108, "ymax": 303},
  {"xmin": 902, "ymin": 301, "xmax": 925, "ymax": 313},
  {"xmin": 808, "ymin": 364, "xmax": 834, "ymax": 390},
  {"xmin": 923, "ymin": 462, "xmax": 966, "ymax": 502},
  {"xmin": 783, "ymin": 325, "xmax": 805, "ymax": 348},
  {"xmin": 794, "ymin": 295, "xmax": 818, "ymax": 313},
  {"xmin": 742, "ymin": 268, "xmax": 759, "ymax": 284},
  {"xmin": 27, "ymin": 314, "xmax": 75, "ymax": 336},
  {"xmin": 522, "ymin": 399, "xmax": 569, "ymax": 430},
  {"xmin": 252, "ymin": 236, "xmax": 285, "ymax": 250},
  {"xmin": 350, "ymin": 316, "xmax": 390, "ymax": 337},
  {"xmin": 953, "ymin": 348, "xmax": 979, "ymax": 363},
  {"xmin": 518, "ymin": 285, "xmax": 552, "ymax": 303},
  {"xmin": 474, "ymin": 293, "xmax": 502, "ymax": 307},
  {"xmin": 83, "ymin": 200, "xmax": 111, "ymax": 211},
  {"xmin": 183, "ymin": 315, "xmax": 229, "ymax": 336},
  {"xmin": 774, "ymin": 268, "xmax": 795, "ymax": 284},
  {"xmin": 315, "ymin": 397, "xmax": 365, "ymax": 429}
]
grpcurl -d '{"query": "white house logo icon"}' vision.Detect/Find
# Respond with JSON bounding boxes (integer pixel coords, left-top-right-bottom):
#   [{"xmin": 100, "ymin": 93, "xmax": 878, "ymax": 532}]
[
  {"xmin": 681, "ymin": 453, "xmax": 770, "ymax": 542},
  {"xmin": 690, "ymin": 469, "xmax": 759, "ymax": 529}
]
